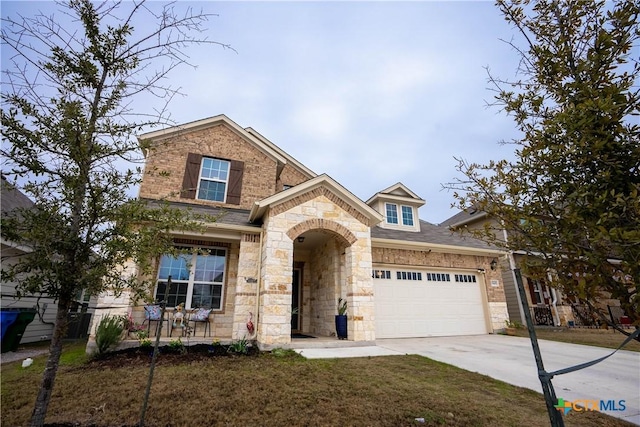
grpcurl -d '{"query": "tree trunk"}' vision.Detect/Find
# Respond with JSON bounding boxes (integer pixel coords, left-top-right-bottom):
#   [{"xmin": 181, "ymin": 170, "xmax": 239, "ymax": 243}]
[{"xmin": 30, "ymin": 297, "xmax": 71, "ymax": 427}]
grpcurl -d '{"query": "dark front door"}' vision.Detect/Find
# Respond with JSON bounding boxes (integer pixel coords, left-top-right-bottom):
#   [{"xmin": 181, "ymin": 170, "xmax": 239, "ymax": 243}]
[{"xmin": 291, "ymin": 268, "xmax": 301, "ymax": 333}]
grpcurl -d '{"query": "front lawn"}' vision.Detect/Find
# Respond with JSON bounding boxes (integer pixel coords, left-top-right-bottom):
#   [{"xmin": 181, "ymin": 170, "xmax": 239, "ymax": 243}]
[{"xmin": 1, "ymin": 341, "xmax": 633, "ymax": 426}]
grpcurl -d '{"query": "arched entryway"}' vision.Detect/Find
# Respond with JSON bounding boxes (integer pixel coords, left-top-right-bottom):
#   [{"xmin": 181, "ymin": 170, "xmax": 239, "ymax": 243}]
[
  {"xmin": 251, "ymin": 177, "xmax": 381, "ymax": 348},
  {"xmin": 290, "ymin": 226, "xmax": 353, "ymax": 339}
]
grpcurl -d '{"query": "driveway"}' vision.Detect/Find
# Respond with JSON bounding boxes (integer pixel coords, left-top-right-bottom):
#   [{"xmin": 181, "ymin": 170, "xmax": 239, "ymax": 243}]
[{"xmin": 377, "ymin": 335, "xmax": 640, "ymax": 426}]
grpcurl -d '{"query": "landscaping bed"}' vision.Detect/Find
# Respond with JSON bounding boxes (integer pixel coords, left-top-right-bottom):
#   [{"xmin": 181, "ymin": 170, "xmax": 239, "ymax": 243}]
[{"xmin": 87, "ymin": 343, "xmax": 260, "ymax": 369}]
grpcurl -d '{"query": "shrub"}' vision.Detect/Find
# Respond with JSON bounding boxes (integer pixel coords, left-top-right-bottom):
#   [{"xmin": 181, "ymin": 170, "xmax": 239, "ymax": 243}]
[
  {"xmin": 505, "ymin": 320, "xmax": 524, "ymax": 329},
  {"xmin": 168, "ymin": 338, "xmax": 186, "ymax": 354},
  {"xmin": 228, "ymin": 337, "xmax": 249, "ymax": 355},
  {"xmin": 95, "ymin": 314, "xmax": 126, "ymax": 355}
]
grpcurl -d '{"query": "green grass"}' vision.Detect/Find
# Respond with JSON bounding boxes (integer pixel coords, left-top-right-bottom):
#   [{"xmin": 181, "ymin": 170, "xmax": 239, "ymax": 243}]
[
  {"xmin": 1, "ymin": 343, "xmax": 633, "ymax": 427},
  {"xmin": 514, "ymin": 327, "xmax": 640, "ymax": 352}
]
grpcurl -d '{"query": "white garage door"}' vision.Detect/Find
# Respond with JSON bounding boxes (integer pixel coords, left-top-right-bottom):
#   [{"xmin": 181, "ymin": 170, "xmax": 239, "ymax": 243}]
[{"xmin": 374, "ymin": 269, "xmax": 488, "ymax": 338}]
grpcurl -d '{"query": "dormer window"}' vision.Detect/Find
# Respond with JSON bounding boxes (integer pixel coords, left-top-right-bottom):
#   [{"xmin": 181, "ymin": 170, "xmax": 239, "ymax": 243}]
[
  {"xmin": 198, "ymin": 158, "xmax": 230, "ymax": 202},
  {"xmin": 386, "ymin": 203, "xmax": 399, "ymax": 224},
  {"xmin": 401, "ymin": 206, "xmax": 414, "ymax": 226},
  {"xmin": 386, "ymin": 203, "xmax": 415, "ymax": 226}
]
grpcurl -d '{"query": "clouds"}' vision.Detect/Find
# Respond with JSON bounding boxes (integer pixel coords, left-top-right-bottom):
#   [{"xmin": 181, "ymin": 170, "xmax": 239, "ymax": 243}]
[{"xmin": 2, "ymin": 1, "xmax": 522, "ymax": 224}]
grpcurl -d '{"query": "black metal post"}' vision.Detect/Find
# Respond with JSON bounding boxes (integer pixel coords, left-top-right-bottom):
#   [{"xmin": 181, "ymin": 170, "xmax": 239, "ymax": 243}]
[
  {"xmin": 139, "ymin": 276, "xmax": 170, "ymax": 427},
  {"xmin": 514, "ymin": 269, "xmax": 564, "ymax": 427}
]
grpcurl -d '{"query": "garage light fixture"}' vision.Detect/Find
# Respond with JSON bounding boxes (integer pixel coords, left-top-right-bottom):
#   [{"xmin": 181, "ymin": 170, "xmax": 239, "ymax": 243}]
[
  {"xmin": 490, "ymin": 259, "xmax": 498, "ymax": 270},
  {"xmin": 297, "ymin": 236, "xmax": 305, "ymax": 243}
]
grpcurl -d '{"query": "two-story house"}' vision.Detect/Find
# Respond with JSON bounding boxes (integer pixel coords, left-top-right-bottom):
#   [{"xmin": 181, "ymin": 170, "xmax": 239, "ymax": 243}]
[{"xmin": 88, "ymin": 115, "xmax": 508, "ymax": 349}]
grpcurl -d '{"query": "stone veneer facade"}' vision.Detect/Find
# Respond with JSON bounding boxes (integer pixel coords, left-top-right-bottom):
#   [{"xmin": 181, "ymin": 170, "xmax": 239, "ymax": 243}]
[{"xmin": 257, "ymin": 192, "xmax": 375, "ymax": 348}]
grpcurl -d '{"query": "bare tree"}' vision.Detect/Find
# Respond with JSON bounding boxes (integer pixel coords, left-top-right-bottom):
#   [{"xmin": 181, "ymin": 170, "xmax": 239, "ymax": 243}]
[{"xmin": 1, "ymin": 1, "xmax": 231, "ymax": 425}]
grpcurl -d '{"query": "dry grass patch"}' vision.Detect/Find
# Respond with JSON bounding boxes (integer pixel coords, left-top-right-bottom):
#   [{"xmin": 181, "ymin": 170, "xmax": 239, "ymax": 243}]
[
  {"xmin": 514, "ymin": 327, "xmax": 640, "ymax": 352},
  {"xmin": 1, "ymin": 343, "xmax": 634, "ymax": 427}
]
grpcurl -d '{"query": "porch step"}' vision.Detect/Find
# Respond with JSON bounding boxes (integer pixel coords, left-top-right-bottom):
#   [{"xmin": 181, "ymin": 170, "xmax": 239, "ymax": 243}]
[{"xmin": 285, "ymin": 337, "xmax": 374, "ymax": 349}]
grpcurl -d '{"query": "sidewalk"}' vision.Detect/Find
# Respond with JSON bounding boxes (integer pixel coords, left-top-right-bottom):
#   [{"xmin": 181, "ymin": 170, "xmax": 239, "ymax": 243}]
[{"xmin": 1, "ymin": 348, "xmax": 49, "ymax": 365}]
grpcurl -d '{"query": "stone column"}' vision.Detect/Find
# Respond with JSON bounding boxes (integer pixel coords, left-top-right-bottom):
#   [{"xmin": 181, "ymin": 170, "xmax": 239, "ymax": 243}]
[
  {"xmin": 346, "ymin": 234, "xmax": 376, "ymax": 342},
  {"xmin": 256, "ymin": 220, "xmax": 293, "ymax": 348},
  {"xmin": 232, "ymin": 233, "xmax": 261, "ymax": 340}
]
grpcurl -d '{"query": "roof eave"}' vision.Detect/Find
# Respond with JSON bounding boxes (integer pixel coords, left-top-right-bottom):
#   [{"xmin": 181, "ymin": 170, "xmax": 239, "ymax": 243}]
[{"xmin": 371, "ymin": 237, "xmax": 506, "ymax": 256}]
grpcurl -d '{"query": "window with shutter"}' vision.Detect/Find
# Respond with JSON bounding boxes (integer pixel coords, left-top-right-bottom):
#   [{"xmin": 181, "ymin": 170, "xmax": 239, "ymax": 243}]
[
  {"xmin": 180, "ymin": 154, "xmax": 243, "ymax": 205},
  {"xmin": 181, "ymin": 153, "xmax": 202, "ymax": 199}
]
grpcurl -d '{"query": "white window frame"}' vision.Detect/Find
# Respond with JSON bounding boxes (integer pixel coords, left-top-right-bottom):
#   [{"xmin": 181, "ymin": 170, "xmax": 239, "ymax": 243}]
[
  {"xmin": 385, "ymin": 203, "xmax": 417, "ymax": 228},
  {"xmin": 401, "ymin": 205, "xmax": 414, "ymax": 226},
  {"xmin": 385, "ymin": 203, "xmax": 399, "ymax": 224},
  {"xmin": 197, "ymin": 157, "xmax": 230, "ymax": 203},
  {"xmin": 155, "ymin": 247, "xmax": 227, "ymax": 310}
]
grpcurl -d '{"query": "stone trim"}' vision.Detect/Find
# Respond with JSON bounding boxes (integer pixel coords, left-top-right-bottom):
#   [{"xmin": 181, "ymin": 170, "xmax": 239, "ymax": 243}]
[
  {"xmin": 260, "ymin": 290, "xmax": 292, "ymax": 295},
  {"xmin": 236, "ymin": 292, "xmax": 257, "ymax": 296},
  {"xmin": 271, "ymin": 186, "xmax": 370, "ymax": 225},
  {"xmin": 287, "ymin": 219, "xmax": 357, "ymax": 245}
]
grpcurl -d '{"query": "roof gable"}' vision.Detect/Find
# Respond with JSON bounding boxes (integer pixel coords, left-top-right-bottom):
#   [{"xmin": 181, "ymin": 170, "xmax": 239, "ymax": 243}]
[
  {"xmin": 138, "ymin": 114, "xmax": 288, "ymax": 165},
  {"xmin": 249, "ymin": 174, "xmax": 383, "ymax": 227},
  {"xmin": 440, "ymin": 208, "xmax": 488, "ymax": 228},
  {"xmin": 366, "ymin": 182, "xmax": 426, "ymax": 207}
]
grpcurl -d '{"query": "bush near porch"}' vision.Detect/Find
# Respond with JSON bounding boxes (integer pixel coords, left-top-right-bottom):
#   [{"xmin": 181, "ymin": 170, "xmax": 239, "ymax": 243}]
[{"xmin": 0, "ymin": 341, "xmax": 632, "ymax": 426}]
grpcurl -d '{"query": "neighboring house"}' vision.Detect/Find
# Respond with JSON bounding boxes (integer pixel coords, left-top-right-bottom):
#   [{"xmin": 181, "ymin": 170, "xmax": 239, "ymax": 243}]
[
  {"xmin": 89, "ymin": 115, "xmax": 508, "ymax": 349},
  {"xmin": 1, "ymin": 177, "xmax": 96, "ymax": 344},
  {"xmin": 441, "ymin": 209, "xmax": 584, "ymax": 327}
]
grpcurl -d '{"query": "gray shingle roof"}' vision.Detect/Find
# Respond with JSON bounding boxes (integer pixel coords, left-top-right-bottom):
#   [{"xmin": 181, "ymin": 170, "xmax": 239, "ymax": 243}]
[
  {"xmin": 140, "ymin": 198, "xmax": 260, "ymax": 228},
  {"xmin": 1, "ymin": 177, "xmax": 34, "ymax": 214},
  {"xmin": 439, "ymin": 208, "xmax": 487, "ymax": 228},
  {"xmin": 371, "ymin": 219, "xmax": 496, "ymax": 251}
]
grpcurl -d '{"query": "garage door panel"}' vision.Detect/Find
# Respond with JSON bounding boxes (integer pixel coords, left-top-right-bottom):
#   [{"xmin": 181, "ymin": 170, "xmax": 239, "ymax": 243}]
[{"xmin": 374, "ymin": 271, "xmax": 488, "ymax": 339}]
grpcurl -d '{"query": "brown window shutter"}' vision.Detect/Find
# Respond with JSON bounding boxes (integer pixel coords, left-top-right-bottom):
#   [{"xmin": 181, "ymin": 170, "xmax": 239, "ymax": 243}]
[
  {"xmin": 181, "ymin": 153, "xmax": 202, "ymax": 199},
  {"xmin": 226, "ymin": 160, "xmax": 244, "ymax": 205}
]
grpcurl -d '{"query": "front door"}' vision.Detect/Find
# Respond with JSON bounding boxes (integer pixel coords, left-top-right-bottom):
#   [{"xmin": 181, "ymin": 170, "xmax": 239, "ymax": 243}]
[{"xmin": 291, "ymin": 268, "xmax": 301, "ymax": 333}]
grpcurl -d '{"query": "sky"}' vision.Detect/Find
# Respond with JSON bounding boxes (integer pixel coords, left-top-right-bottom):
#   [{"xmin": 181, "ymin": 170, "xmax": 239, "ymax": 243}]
[{"xmin": 1, "ymin": 1, "xmax": 523, "ymax": 224}]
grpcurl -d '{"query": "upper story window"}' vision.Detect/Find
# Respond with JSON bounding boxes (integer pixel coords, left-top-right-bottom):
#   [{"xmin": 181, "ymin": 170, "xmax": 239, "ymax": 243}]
[
  {"xmin": 401, "ymin": 206, "xmax": 414, "ymax": 226},
  {"xmin": 385, "ymin": 203, "xmax": 415, "ymax": 226},
  {"xmin": 181, "ymin": 153, "xmax": 244, "ymax": 205},
  {"xmin": 386, "ymin": 203, "xmax": 399, "ymax": 224},
  {"xmin": 198, "ymin": 158, "xmax": 230, "ymax": 202}
]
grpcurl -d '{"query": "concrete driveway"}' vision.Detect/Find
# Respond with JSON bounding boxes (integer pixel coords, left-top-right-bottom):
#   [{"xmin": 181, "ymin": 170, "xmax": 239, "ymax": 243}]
[
  {"xmin": 377, "ymin": 335, "xmax": 640, "ymax": 426},
  {"xmin": 294, "ymin": 334, "xmax": 639, "ymax": 424}
]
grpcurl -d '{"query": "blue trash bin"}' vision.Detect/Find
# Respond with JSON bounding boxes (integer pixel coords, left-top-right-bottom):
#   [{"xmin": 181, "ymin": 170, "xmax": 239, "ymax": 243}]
[
  {"xmin": 1, "ymin": 309, "xmax": 36, "ymax": 353},
  {"xmin": 1, "ymin": 311, "xmax": 19, "ymax": 343}
]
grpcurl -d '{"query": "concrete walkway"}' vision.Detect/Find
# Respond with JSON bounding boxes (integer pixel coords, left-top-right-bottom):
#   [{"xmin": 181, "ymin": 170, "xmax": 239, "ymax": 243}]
[
  {"xmin": 294, "ymin": 334, "xmax": 640, "ymax": 425},
  {"xmin": 1, "ymin": 348, "xmax": 49, "ymax": 365}
]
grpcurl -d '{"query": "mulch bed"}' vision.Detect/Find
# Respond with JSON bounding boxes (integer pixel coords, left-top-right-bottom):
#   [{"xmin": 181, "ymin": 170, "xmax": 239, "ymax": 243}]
[{"xmin": 85, "ymin": 343, "xmax": 260, "ymax": 369}]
